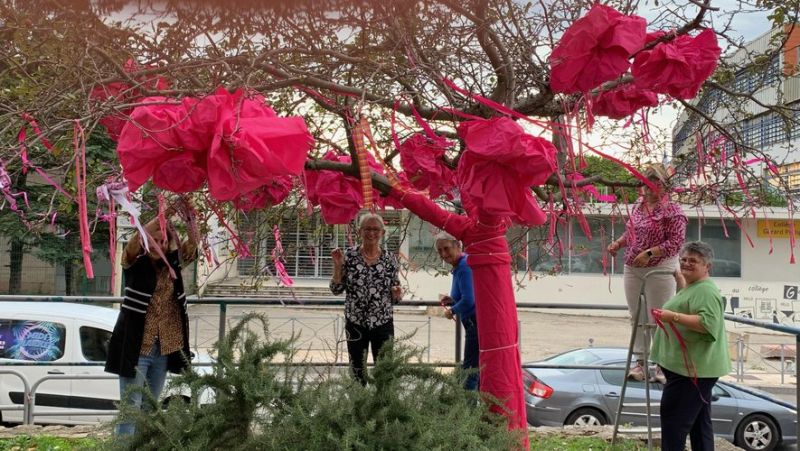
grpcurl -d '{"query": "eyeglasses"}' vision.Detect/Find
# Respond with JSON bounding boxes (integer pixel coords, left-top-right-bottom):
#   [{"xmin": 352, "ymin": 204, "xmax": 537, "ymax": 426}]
[
  {"xmin": 361, "ymin": 227, "xmax": 383, "ymax": 233},
  {"xmin": 680, "ymin": 257, "xmax": 705, "ymax": 265}
]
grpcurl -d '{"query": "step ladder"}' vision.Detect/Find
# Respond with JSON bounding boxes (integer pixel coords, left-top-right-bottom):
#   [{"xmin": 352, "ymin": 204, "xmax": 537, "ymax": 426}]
[{"xmin": 611, "ymin": 269, "xmax": 675, "ymax": 450}]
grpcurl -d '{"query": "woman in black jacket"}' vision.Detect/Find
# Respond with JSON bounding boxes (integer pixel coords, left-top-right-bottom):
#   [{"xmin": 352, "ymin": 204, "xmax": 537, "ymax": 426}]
[{"xmin": 105, "ymin": 203, "xmax": 197, "ymax": 435}]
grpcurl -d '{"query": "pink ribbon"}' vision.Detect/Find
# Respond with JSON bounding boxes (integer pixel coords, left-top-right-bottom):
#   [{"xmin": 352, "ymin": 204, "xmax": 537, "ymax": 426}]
[
  {"xmin": 271, "ymin": 225, "xmax": 294, "ymax": 287},
  {"xmin": 651, "ymin": 308, "xmax": 707, "ymax": 403}
]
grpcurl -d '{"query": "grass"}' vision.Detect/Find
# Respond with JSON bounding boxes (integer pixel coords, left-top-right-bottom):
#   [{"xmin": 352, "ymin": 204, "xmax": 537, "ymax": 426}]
[
  {"xmin": 529, "ymin": 433, "xmax": 655, "ymax": 450},
  {"xmin": 0, "ymin": 435, "xmax": 99, "ymax": 450},
  {"xmin": 0, "ymin": 433, "xmax": 655, "ymax": 450}
]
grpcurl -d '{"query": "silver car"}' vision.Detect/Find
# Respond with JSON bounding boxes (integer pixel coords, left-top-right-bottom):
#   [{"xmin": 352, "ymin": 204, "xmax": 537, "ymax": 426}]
[{"xmin": 523, "ymin": 347, "xmax": 797, "ymax": 451}]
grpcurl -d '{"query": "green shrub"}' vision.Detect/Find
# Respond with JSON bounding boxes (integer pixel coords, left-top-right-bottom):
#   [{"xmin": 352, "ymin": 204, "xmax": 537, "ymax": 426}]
[{"xmin": 101, "ymin": 314, "xmax": 521, "ymax": 450}]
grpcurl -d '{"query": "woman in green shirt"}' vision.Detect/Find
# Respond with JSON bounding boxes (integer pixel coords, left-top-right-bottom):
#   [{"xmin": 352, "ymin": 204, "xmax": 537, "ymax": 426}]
[{"xmin": 651, "ymin": 241, "xmax": 730, "ymax": 451}]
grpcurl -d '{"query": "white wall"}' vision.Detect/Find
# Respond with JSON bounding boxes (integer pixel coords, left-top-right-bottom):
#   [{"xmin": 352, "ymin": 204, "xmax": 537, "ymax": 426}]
[{"xmin": 403, "ymin": 208, "xmax": 800, "ymax": 325}]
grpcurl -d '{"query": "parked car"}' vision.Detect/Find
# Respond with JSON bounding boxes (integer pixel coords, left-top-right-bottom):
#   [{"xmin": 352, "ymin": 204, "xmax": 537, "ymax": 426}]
[
  {"xmin": 0, "ymin": 302, "xmax": 211, "ymax": 425},
  {"xmin": 523, "ymin": 347, "xmax": 796, "ymax": 451}
]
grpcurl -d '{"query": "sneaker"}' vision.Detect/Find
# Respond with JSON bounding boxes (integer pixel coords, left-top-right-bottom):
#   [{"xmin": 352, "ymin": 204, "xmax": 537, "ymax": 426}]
[
  {"xmin": 627, "ymin": 363, "xmax": 646, "ymax": 381},
  {"xmin": 649, "ymin": 366, "xmax": 666, "ymax": 384}
]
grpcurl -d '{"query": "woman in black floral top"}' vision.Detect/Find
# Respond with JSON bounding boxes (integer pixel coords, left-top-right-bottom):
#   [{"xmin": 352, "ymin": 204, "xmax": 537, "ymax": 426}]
[{"xmin": 330, "ymin": 213, "xmax": 403, "ymax": 384}]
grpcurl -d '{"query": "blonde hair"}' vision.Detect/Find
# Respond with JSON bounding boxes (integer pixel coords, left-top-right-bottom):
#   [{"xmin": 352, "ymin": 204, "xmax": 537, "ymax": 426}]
[{"xmin": 644, "ymin": 163, "xmax": 671, "ymax": 187}]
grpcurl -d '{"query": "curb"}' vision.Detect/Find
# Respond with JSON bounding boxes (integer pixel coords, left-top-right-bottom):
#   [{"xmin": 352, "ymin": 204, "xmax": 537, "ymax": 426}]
[{"xmin": 752, "ymin": 384, "xmax": 797, "ymax": 396}]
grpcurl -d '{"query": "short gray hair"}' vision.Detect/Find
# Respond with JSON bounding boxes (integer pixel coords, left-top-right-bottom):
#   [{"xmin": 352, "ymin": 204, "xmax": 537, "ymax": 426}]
[
  {"xmin": 358, "ymin": 213, "xmax": 384, "ymax": 229},
  {"xmin": 434, "ymin": 231, "xmax": 460, "ymax": 249},
  {"xmin": 681, "ymin": 241, "xmax": 714, "ymax": 264}
]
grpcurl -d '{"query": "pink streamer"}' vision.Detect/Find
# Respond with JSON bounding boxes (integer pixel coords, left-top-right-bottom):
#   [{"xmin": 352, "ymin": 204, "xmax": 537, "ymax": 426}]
[
  {"xmin": 271, "ymin": 225, "xmax": 294, "ymax": 287},
  {"xmin": 652, "ymin": 308, "xmax": 707, "ymax": 403}
]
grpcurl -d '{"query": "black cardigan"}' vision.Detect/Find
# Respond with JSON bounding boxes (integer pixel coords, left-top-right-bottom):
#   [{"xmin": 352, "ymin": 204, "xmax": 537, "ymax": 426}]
[{"xmin": 104, "ymin": 249, "xmax": 192, "ymax": 378}]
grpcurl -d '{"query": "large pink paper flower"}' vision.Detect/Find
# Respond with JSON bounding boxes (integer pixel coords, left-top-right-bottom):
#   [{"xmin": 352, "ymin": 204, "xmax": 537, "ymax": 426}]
[
  {"xmin": 456, "ymin": 117, "xmax": 557, "ymax": 226},
  {"xmin": 117, "ymin": 88, "xmax": 313, "ymax": 198},
  {"xmin": 116, "ymin": 97, "xmax": 186, "ymax": 193},
  {"xmin": 303, "ymin": 150, "xmax": 404, "ymax": 224},
  {"xmin": 303, "ymin": 152, "xmax": 364, "ymax": 224},
  {"xmin": 593, "ymin": 84, "xmax": 659, "ymax": 119},
  {"xmin": 90, "ymin": 59, "xmax": 169, "ymax": 142},
  {"xmin": 206, "ymin": 89, "xmax": 312, "ymax": 201},
  {"xmin": 398, "ymin": 133, "xmax": 456, "ymax": 200},
  {"xmin": 233, "ymin": 176, "xmax": 295, "ymax": 212},
  {"xmin": 632, "ymin": 28, "xmax": 721, "ymax": 99},
  {"xmin": 550, "ymin": 3, "xmax": 647, "ymax": 94}
]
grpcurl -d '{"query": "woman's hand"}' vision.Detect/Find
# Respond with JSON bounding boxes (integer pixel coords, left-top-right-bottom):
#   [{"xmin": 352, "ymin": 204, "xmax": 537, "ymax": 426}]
[
  {"xmin": 673, "ymin": 269, "xmax": 686, "ymax": 290},
  {"xmin": 632, "ymin": 250, "xmax": 650, "ymax": 267},
  {"xmin": 607, "ymin": 241, "xmax": 621, "ymax": 257},
  {"xmin": 391, "ymin": 285, "xmax": 403, "ymax": 301},
  {"xmin": 660, "ymin": 309, "xmax": 679, "ymax": 323},
  {"xmin": 331, "ymin": 248, "xmax": 344, "ymax": 267}
]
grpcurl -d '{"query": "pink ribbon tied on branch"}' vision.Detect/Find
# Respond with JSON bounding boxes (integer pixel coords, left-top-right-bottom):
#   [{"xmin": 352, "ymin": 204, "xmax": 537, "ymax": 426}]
[
  {"xmin": 0, "ymin": 159, "xmax": 29, "ymax": 221},
  {"xmin": 271, "ymin": 225, "xmax": 294, "ymax": 287}
]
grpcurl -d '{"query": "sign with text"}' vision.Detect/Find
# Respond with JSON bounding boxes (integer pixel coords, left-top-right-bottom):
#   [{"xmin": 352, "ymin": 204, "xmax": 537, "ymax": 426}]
[
  {"xmin": 722, "ymin": 282, "xmax": 800, "ymax": 329},
  {"xmin": 756, "ymin": 220, "xmax": 800, "ymax": 238}
]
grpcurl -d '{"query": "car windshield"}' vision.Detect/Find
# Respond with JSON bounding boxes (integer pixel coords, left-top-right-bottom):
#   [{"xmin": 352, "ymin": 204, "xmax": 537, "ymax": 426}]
[{"xmin": 545, "ymin": 349, "xmax": 603, "ymax": 367}]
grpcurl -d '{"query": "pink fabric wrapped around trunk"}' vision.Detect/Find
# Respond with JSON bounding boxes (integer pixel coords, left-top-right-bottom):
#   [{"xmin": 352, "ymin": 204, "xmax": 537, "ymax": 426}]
[{"xmin": 390, "ymin": 188, "xmax": 529, "ymax": 449}]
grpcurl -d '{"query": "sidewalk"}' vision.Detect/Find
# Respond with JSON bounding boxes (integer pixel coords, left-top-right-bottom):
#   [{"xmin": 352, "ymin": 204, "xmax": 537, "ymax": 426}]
[{"xmin": 723, "ymin": 371, "xmax": 798, "ymax": 397}]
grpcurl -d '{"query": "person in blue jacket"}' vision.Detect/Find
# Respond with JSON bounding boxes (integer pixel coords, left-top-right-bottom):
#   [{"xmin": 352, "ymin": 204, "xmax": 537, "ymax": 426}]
[{"xmin": 436, "ymin": 232, "xmax": 479, "ymax": 391}]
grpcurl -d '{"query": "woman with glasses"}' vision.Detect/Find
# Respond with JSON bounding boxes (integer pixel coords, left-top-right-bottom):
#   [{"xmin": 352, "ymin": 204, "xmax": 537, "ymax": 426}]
[
  {"xmin": 330, "ymin": 213, "xmax": 403, "ymax": 384},
  {"xmin": 607, "ymin": 163, "xmax": 687, "ymax": 384},
  {"xmin": 651, "ymin": 241, "xmax": 730, "ymax": 451}
]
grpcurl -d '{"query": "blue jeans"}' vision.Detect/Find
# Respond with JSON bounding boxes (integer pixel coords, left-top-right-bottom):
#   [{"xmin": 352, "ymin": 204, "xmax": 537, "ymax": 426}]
[
  {"xmin": 115, "ymin": 341, "xmax": 169, "ymax": 435},
  {"xmin": 461, "ymin": 315, "xmax": 480, "ymax": 391}
]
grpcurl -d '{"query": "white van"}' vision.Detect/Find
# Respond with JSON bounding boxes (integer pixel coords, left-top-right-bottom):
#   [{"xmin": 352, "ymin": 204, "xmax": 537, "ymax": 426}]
[{"xmin": 0, "ymin": 301, "xmax": 209, "ymax": 425}]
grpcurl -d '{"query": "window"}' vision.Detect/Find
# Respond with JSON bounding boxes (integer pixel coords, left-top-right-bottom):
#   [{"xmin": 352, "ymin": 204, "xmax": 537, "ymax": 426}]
[
  {"xmin": 0, "ymin": 320, "xmax": 66, "ymax": 361},
  {"xmin": 238, "ymin": 209, "xmax": 404, "ymax": 279},
  {"xmin": 406, "ymin": 215, "xmax": 441, "ymax": 269},
  {"xmin": 599, "ymin": 361, "xmax": 659, "ymax": 389},
  {"xmin": 713, "ymin": 384, "xmax": 731, "ymax": 398},
  {"xmin": 761, "ymin": 113, "xmax": 787, "ymax": 147},
  {"xmin": 692, "ymin": 218, "xmax": 742, "ymax": 277},
  {"xmin": 570, "ymin": 218, "xmax": 613, "ymax": 274},
  {"xmin": 79, "ymin": 326, "xmax": 112, "ymax": 362}
]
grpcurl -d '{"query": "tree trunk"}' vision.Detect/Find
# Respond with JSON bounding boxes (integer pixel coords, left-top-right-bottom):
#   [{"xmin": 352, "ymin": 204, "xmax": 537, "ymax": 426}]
[{"xmin": 8, "ymin": 238, "xmax": 24, "ymax": 294}]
